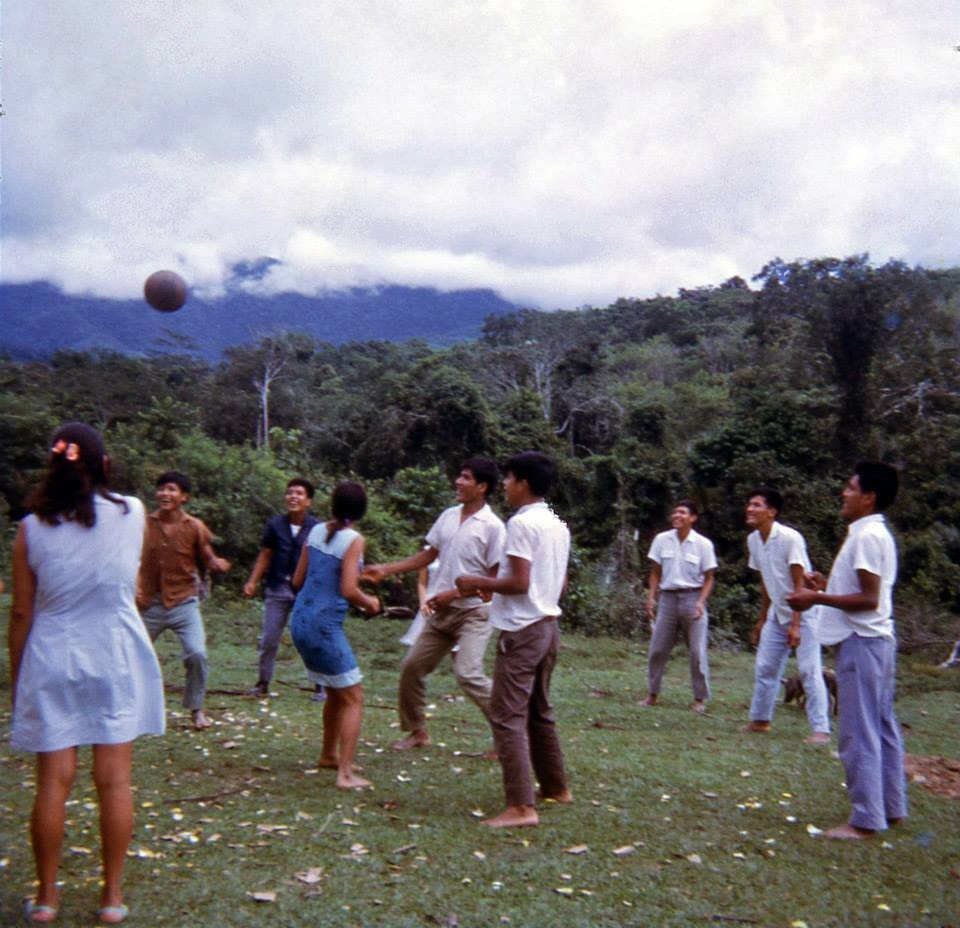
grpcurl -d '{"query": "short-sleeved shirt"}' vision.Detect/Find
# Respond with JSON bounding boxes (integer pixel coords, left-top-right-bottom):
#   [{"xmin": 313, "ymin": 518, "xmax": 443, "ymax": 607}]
[
  {"xmin": 490, "ymin": 501, "xmax": 571, "ymax": 632},
  {"xmin": 747, "ymin": 522, "xmax": 812, "ymax": 624},
  {"xmin": 648, "ymin": 528, "xmax": 717, "ymax": 590},
  {"xmin": 817, "ymin": 514, "xmax": 898, "ymax": 646},
  {"xmin": 138, "ymin": 510, "xmax": 214, "ymax": 609},
  {"xmin": 425, "ymin": 503, "xmax": 506, "ymax": 609},
  {"xmin": 260, "ymin": 513, "xmax": 320, "ymax": 590}
]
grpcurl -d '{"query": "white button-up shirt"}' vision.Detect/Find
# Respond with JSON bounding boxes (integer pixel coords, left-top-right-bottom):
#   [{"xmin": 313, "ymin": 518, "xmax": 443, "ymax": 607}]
[
  {"xmin": 648, "ymin": 528, "xmax": 717, "ymax": 590},
  {"xmin": 490, "ymin": 501, "xmax": 571, "ymax": 632},
  {"xmin": 747, "ymin": 522, "xmax": 812, "ymax": 624},
  {"xmin": 817, "ymin": 514, "xmax": 898, "ymax": 646},
  {"xmin": 426, "ymin": 503, "xmax": 506, "ymax": 608}
]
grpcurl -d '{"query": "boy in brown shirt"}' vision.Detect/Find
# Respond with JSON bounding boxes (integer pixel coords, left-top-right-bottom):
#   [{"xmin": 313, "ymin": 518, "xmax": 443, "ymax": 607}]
[{"xmin": 137, "ymin": 471, "xmax": 230, "ymax": 730}]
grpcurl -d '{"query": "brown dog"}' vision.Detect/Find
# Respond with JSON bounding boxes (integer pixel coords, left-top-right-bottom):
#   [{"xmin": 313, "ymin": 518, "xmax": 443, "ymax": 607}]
[{"xmin": 783, "ymin": 668, "xmax": 837, "ymax": 716}]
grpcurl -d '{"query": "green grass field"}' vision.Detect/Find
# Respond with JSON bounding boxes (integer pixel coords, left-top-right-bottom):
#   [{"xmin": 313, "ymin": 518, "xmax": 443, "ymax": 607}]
[{"xmin": 2, "ymin": 599, "xmax": 959, "ymax": 927}]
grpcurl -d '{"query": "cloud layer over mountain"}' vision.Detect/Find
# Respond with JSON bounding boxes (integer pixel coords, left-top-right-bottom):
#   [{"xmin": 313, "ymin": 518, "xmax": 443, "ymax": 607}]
[{"xmin": 5, "ymin": 1, "xmax": 959, "ymax": 308}]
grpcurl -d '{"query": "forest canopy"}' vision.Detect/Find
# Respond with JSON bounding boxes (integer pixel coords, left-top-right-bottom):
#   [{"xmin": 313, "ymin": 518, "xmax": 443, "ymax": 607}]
[{"xmin": 3, "ymin": 255, "xmax": 959, "ymax": 644}]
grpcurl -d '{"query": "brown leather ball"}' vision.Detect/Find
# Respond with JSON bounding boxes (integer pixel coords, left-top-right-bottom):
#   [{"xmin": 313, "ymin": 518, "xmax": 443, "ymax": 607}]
[{"xmin": 144, "ymin": 270, "xmax": 188, "ymax": 312}]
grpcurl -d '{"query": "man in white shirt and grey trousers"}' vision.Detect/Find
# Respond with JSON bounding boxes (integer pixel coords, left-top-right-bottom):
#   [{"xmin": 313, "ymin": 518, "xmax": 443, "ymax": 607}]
[
  {"xmin": 643, "ymin": 499, "xmax": 717, "ymax": 714},
  {"xmin": 788, "ymin": 461, "xmax": 907, "ymax": 840}
]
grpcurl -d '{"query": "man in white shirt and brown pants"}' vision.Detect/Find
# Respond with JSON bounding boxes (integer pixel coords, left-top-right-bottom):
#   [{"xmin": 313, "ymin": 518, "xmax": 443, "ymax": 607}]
[
  {"xmin": 457, "ymin": 451, "xmax": 572, "ymax": 828},
  {"xmin": 643, "ymin": 499, "xmax": 717, "ymax": 714},
  {"xmin": 788, "ymin": 461, "xmax": 907, "ymax": 839},
  {"xmin": 364, "ymin": 457, "xmax": 505, "ymax": 751}
]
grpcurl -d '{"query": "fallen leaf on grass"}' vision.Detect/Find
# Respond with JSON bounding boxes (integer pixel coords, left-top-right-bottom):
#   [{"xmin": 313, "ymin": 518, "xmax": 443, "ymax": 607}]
[
  {"xmin": 686, "ymin": 853, "xmax": 703, "ymax": 864},
  {"xmin": 805, "ymin": 824, "xmax": 823, "ymax": 836},
  {"xmin": 248, "ymin": 891, "xmax": 277, "ymax": 903},
  {"xmin": 473, "ymin": 851, "xmax": 486, "ymax": 860},
  {"xmin": 612, "ymin": 845, "xmax": 635, "ymax": 856},
  {"xmin": 565, "ymin": 844, "xmax": 589, "ymax": 855},
  {"xmin": 554, "ymin": 887, "xmax": 574, "ymax": 896},
  {"xmin": 294, "ymin": 867, "xmax": 324, "ymax": 885},
  {"xmin": 69, "ymin": 846, "xmax": 92, "ymax": 856}
]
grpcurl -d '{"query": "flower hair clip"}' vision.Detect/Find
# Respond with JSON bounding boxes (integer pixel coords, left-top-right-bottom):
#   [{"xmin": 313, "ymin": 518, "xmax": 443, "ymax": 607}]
[{"xmin": 51, "ymin": 440, "xmax": 80, "ymax": 461}]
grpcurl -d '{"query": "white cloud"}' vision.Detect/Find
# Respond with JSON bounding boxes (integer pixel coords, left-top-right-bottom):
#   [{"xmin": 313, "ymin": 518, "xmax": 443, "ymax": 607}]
[{"xmin": 3, "ymin": 0, "xmax": 959, "ymax": 307}]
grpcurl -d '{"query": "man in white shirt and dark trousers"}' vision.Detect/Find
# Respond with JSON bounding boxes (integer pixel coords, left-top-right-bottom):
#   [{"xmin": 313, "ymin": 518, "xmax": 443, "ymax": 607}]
[
  {"xmin": 456, "ymin": 451, "xmax": 572, "ymax": 828},
  {"xmin": 742, "ymin": 486, "xmax": 830, "ymax": 743},
  {"xmin": 788, "ymin": 462, "xmax": 907, "ymax": 840},
  {"xmin": 643, "ymin": 499, "xmax": 717, "ymax": 714},
  {"xmin": 363, "ymin": 458, "xmax": 506, "ymax": 751}
]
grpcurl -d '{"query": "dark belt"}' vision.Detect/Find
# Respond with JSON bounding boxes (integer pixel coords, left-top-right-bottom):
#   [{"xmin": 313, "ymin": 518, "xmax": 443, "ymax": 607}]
[{"xmin": 660, "ymin": 588, "xmax": 701, "ymax": 594}]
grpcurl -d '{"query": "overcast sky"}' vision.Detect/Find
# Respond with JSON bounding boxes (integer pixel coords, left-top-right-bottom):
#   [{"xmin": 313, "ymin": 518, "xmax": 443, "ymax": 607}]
[{"xmin": 3, "ymin": 1, "xmax": 958, "ymax": 309}]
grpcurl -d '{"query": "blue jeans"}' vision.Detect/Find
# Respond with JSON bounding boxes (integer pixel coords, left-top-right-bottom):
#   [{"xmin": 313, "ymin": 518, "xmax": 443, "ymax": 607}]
[
  {"xmin": 749, "ymin": 613, "xmax": 830, "ymax": 734},
  {"xmin": 141, "ymin": 598, "xmax": 208, "ymax": 710}
]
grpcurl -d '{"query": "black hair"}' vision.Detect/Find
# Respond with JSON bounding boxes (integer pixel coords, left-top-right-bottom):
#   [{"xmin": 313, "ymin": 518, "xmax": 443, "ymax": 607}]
[
  {"xmin": 673, "ymin": 498, "xmax": 700, "ymax": 517},
  {"xmin": 854, "ymin": 461, "xmax": 899, "ymax": 511},
  {"xmin": 502, "ymin": 451, "xmax": 556, "ymax": 497},
  {"xmin": 287, "ymin": 477, "xmax": 315, "ymax": 499},
  {"xmin": 155, "ymin": 470, "xmax": 192, "ymax": 494},
  {"xmin": 326, "ymin": 480, "xmax": 368, "ymax": 543},
  {"xmin": 26, "ymin": 422, "xmax": 127, "ymax": 527},
  {"xmin": 748, "ymin": 486, "xmax": 783, "ymax": 516},
  {"xmin": 460, "ymin": 457, "xmax": 499, "ymax": 498}
]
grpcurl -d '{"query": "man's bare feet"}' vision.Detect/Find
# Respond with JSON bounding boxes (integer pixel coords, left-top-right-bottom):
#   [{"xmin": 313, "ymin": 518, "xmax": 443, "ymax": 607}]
[
  {"xmin": 887, "ymin": 817, "xmax": 905, "ymax": 828},
  {"xmin": 806, "ymin": 732, "xmax": 831, "ymax": 745},
  {"xmin": 824, "ymin": 823, "xmax": 876, "ymax": 840},
  {"xmin": 538, "ymin": 788, "xmax": 573, "ymax": 804},
  {"xmin": 642, "ymin": 694, "xmax": 658, "ymax": 706},
  {"xmin": 691, "ymin": 701, "xmax": 707, "ymax": 714},
  {"xmin": 481, "ymin": 805, "xmax": 539, "ymax": 828},
  {"xmin": 336, "ymin": 772, "xmax": 372, "ymax": 790},
  {"xmin": 742, "ymin": 721, "xmax": 771, "ymax": 733},
  {"xmin": 191, "ymin": 709, "xmax": 212, "ymax": 730},
  {"xmin": 391, "ymin": 731, "xmax": 431, "ymax": 751}
]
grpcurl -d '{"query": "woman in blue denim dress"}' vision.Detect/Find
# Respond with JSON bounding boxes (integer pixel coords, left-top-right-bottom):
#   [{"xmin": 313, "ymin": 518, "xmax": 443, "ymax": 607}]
[{"xmin": 290, "ymin": 481, "xmax": 381, "ymax": 789}]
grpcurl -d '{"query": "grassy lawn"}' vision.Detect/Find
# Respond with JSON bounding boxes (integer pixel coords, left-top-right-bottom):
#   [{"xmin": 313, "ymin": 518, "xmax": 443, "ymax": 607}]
[{"xmin": 2, "ymin": 597, "xmax": 959, "ymax": 927}]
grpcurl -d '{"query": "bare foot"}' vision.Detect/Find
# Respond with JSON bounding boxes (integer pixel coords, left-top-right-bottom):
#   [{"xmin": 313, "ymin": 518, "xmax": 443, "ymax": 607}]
[
  {"xmin": 742, "ymin": 721, "xmax": 771, "ymax": 733},
  {"xmin": 691, "ymin": 701, "xmax": 707, "ymax": 715},
  {"xmin": 392, "ymin": 731, "xmax": 431, "ymax": 751},
  {"xmin": 481, "ymin": 805, "xmax": 539, "ymax": 828},
  {"xmin": 824, "ymin": 823, "xmax": 876, "ymax": 840},
  {"xmin": 336, "ymin": 772, "xmax": 372, "ymax": 790},
  {"xmin": 887, "ymin": 817, "xmax": 905, "ymax": 828},
  {"xmin": 319, "ymin": 757, "xmax": 364, "ymax": 772},
  {"xmin": 806, "ymin": 732, "xmax": 831, "ymax": 745},
  {"xmin": 642, "ymin": 695, "xmax": 658, "ymax": 706},
  {"xmin": 538, "ymin": 788, "xmax": 573, "ymax": 804},
  {"xmin": 191, "ymin": 710, "xmax": 212, "ymax": 730}
]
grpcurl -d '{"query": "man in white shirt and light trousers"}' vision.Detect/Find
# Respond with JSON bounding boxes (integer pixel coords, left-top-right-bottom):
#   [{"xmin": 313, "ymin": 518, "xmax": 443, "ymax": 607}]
[
  {"xmin": 788, "ymin": 461, "xmax": 907, "ymax": 840},
  {"xmin": 643, "ymin": 499, "xmax": 717, "ymax": 714}
]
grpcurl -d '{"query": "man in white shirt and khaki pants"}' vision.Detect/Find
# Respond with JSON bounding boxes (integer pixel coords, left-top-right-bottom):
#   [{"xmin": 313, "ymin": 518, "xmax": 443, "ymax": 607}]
[{"xmin": 363, "ymin": 458, "xmax": 505, "ymax": 751}]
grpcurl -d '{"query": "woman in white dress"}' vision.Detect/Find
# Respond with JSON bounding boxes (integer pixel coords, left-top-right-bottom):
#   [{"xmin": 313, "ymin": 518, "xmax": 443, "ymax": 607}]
[{"xmin": 9, "ymin": 423, "xmax": 165, "ymax": 924}]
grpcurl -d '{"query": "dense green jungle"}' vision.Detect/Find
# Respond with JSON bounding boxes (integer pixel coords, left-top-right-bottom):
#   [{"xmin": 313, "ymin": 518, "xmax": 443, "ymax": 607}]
[{"xmin": 2, "ymin": 255, "xmax": 959, "ymax": 647}]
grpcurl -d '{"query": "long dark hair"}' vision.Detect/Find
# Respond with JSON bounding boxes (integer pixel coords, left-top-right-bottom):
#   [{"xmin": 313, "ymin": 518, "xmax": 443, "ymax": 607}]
[
  {"xmin": 25, "ymin": 422, "xmax": 128, "ymax": 527},
  {"xmin": 326, "ymin": 480, "xmax": 367, "ymax": 543}
]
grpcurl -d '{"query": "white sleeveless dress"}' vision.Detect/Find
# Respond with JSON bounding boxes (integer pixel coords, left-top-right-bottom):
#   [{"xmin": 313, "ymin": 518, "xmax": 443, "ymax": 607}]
[{"xmin": 11, "ymin": 494, "xmax": 166, "ymax": 752}]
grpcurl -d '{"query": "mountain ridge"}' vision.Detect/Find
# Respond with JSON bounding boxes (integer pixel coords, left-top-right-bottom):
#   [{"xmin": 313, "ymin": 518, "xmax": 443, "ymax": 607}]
[{"xmin": 0, "ymin": 281, "xmax": 519, "ymax": 360}]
